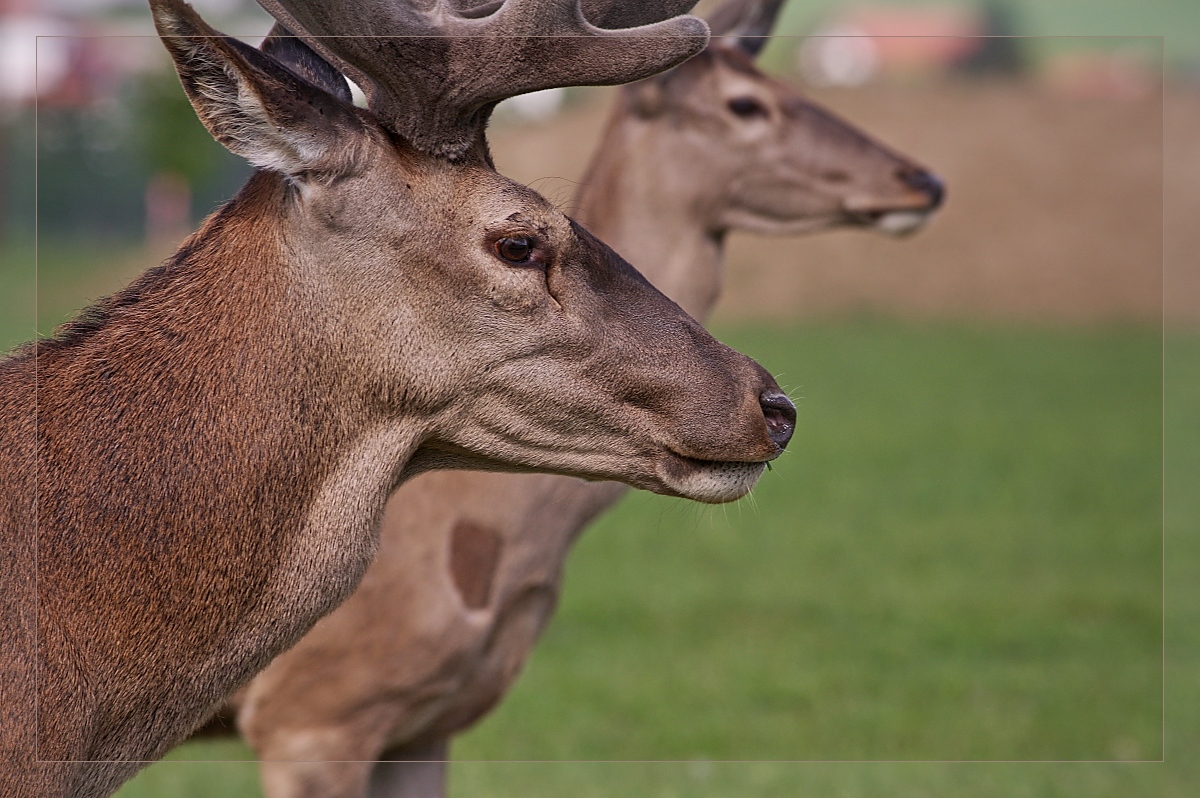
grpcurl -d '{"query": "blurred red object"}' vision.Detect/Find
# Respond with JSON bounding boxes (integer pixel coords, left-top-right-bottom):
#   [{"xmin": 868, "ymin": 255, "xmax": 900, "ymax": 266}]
[{"xmin": 798, "ymin": 4, "xmax": 991, "ymax": 86}]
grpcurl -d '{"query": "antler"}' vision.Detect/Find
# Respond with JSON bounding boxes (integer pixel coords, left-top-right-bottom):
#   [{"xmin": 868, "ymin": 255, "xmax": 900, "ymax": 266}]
[
  {"xmin": 255, "ymin": 0, "xmax": 709, "ymax": 160},
  {"xmin": 578, "ymin": 0, "xmax": 699, "ymax": 29}
]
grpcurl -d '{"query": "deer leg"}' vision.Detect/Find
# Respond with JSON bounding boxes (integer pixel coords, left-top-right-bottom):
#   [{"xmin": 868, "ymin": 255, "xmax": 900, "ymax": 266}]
[{"xmin": 366, "ymin": 740, "xmax": 449, "ymax": 798}]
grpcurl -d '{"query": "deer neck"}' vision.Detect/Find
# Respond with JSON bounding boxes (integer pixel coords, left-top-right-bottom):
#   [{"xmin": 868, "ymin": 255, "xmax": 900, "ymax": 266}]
[
  {"xmin": 29, "ymin": 172, "xmax": 426, "ymax": 761},
  {"xmin": 574, "ymin": 108, "xmax": 726, "ymax": 321}
]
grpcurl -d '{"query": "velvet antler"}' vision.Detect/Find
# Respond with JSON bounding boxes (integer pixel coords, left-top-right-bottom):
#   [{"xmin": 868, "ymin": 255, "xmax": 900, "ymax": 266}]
[{"xmin": 255, "ymin": 0, "xmax": 709, "ymax": 160}]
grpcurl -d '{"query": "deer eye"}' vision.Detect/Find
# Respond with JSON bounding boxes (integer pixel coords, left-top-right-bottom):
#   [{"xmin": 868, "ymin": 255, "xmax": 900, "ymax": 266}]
[
  {"xmin": 493, "ymin": 236, "xmax": 535, "ymax": 265},
  {"xmin": 727, "ymin": 96, "xmax": 768, "ymax": 119}
]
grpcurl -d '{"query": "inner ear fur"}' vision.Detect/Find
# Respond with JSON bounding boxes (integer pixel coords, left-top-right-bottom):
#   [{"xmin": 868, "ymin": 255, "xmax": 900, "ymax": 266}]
[
  {"xmin": 625, "ymin": 77, "xmax": 667, "ymax": 118},
  {"xmin": 152, "ymin": 0, "xmax": 367, "ymax": 178},
  {"xmin": 624, "ymin": 49, "xmax": 716, "ymax": 119}
]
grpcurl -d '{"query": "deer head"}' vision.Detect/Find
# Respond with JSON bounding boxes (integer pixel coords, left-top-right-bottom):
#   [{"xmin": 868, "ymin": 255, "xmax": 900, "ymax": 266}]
[
  {"xmin": 145, "ymin": 0, "xmax": 795, "ymax": 505},
  {"xmin": 611, "ymin": 0, "xmax": 943, "ymax": 241}
]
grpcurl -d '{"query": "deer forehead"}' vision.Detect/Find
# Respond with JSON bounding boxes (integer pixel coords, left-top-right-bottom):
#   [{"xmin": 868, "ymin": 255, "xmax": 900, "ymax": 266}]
[
  {"xmin": 455, "ymin": 172, "xmax": 567, "ymax": 232},
  {"xmin": 700, "ymin": 44, "xmax": 770, "ymax": 91},
  {"xmin": 302, "ymin": 156, "xmax": 570, "ymax": 250},
  {"xmin": 354, "ymin": 158, "xmax": 567, "ymax": 239},
  {"xmin": 711, "ymin": 62, "xmax": 772, "ymax": 103}
]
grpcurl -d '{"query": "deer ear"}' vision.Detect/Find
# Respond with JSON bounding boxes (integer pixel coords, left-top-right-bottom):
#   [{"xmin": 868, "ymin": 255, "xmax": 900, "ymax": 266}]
[
  {"xmin": 626, "ymin": 77, "xmax": 666, "ymax": 118},
  {"xmin": 708, "ymin": 0, "xmax": 785, "ymax": 58},
  {"xmin": 259, "ymin": 22, "xmax": 354, "ymax": 106},
  {"xmin": 151, "ymin": 0, "xmax": 363, "ymax": 177}
]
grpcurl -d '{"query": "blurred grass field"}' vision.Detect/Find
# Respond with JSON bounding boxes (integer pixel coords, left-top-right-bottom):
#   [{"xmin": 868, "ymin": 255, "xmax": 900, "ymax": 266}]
[
  {"xmin": 3, "ymin": 87, "xmax": 1186, "ymax": 785},
  {"xmin": 75, "ymin": 312, "xmax": 1180, "ymax": 796},
  {"xmin": 4, "ymin": 8, "xmax": 1191, "ymax": 791},
  {"xmin": 2, "ymin": 240, "xmax": 1184, "ymax": 796},
  {"xmin": 5, "ymin": 72, "xmax": 1186, "ymax": 792}
]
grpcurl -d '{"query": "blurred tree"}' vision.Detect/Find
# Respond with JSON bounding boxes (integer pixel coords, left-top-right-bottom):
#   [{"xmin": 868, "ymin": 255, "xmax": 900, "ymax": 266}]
[
  {"xmin": 957, "ymin": 1, "xmax": 1026, "ymax": 76},
  {"xmin": 0, "ymin": 119, "xmax": 9, "ymax": 244},
  {"xmin": 135, "ymin": 67, "xmax": 228, "ymax": 246}
]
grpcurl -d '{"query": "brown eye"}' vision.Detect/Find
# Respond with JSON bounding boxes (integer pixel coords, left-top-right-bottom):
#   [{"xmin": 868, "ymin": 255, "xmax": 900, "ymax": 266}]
[
  {"xmin": 494, "ymin": 236, "xmax": 535, "ymax": 265},
  {"xmin": 727, "ymin": 96, "xmax": 768, "ymax": 119}
]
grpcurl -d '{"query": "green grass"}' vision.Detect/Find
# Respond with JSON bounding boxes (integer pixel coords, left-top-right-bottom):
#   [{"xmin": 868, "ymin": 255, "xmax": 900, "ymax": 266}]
[
  {"xmin": 0, "ymin": 241, "xmax": 35, "ymax": 353},
  {"xmin": 453, "ymin": 323, "xmax": 1163, "ymax": 761},
  {"xmin": 0, "ymin": 239, "xmax": 152, "ymax": 354},
  {"xmin": 108, "ymin": 319, "xmax": 1186, "ymax": 798}
]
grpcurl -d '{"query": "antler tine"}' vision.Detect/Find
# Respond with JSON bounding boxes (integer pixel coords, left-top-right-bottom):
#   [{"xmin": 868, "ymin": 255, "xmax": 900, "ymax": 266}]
[{"xmin": 256, "ymin": 0, "xmax": 710, "ymax": 161}]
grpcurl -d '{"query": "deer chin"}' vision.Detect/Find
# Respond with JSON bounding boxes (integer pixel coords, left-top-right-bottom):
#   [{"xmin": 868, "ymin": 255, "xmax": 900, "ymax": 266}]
[
  {"xmin": 842, "ymin": 203, "xmax": 936, "ymax": 237},
  {"xmin": 655, "ymin": 452, "xmax": 768, "ymax": 504}
]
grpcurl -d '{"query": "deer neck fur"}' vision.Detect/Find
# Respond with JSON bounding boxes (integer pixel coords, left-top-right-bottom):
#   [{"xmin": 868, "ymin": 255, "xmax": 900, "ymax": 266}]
[
  {"xmin": 574, "ymin": 102, "xmax": 727, "ymax": 321},
  {"xmin": 19, "ymin": 171, "xmax": 429, "ymax": 774}
]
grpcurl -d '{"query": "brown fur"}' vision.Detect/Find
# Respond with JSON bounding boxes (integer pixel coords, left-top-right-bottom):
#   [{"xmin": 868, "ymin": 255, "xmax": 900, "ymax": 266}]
[
  {"xmin": 0, "ymin": 2, "xmax": 794, "ymax": 796},
  {"xmin": 220, "ymin": 4, "xmax": 942, "ymax": 797}
]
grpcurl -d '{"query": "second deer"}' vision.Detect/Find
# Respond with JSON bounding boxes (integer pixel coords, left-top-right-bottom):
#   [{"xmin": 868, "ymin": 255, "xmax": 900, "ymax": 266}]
[{"xmin": 207, "ymin": 2, "xmax": 944, "ymax": 797}]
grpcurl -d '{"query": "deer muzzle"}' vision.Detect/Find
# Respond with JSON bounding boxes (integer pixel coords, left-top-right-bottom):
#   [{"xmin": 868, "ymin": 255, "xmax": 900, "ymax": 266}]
[{"xmin": 651, "ymin": 385, "xmax": 795, "ymax": 504}]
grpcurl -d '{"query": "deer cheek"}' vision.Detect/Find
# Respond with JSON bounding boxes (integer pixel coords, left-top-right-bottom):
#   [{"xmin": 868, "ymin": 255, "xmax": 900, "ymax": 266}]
[{"xmin": 485, "ymin": 277, "xmax": 544, "ymax": 315}]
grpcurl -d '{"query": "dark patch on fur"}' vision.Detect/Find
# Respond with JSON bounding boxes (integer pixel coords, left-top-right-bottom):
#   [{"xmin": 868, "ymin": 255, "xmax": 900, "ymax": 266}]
[{"xmin": 448, "ymin": 520, "xmax": 502, "ymax": 610}]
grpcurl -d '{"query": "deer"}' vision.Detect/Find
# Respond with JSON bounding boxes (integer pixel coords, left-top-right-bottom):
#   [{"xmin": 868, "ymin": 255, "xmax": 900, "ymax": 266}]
[
  {"xmin": 190, "ymin": 2, "xmax": 945, "ymax": 797},
  {"xmin": 0, "ymin": 0, "xmax": 804, "ymax": 795}
]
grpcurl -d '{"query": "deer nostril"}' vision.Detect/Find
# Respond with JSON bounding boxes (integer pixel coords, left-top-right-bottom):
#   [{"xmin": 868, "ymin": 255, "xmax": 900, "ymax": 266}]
[
  {"xmin": 759, "ymin": 390, "xmax": 796, "ymax": 450},
  {"xmin": 898, "ymin": 168, "xmax": 945, "ymax": 210}
]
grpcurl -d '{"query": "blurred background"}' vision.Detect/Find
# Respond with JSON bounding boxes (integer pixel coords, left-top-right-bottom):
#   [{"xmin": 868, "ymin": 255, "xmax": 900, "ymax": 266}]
[{"xmin": 2, "ymin": 0, "xmax": 1194, "ymax": 796}]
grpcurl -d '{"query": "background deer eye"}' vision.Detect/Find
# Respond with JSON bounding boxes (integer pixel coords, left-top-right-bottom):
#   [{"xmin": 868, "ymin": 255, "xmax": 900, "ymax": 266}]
[
  {"xmin": 494, "ymin": 236, "xmax": 534, "ymax": 264},
  {"xmin": 727, "ymin": 96, "xmax": 768, "ymax": 119}
]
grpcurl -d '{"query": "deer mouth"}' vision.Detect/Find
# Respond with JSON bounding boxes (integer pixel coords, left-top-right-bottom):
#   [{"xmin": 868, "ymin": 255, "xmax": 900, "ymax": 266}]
[
  {"xmin": 873, "ymin": 209, "xmax": 934, "ymax": 236},
  {"xmin": 655, "ymin": 451, "xmax": 769, "ymax": 504},
  {"xmin": 845, "ymin": 207, "xmax": 935, "ymax": 237},
  {"xmin": 845, "ymin": 171, "xmax": 943, "ymax": 237}
]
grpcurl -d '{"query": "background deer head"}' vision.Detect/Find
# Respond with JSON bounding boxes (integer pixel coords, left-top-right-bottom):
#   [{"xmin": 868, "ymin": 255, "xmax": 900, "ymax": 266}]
[
  {"xmin": 567, "ymin": 0, "xmax": 943, "ymax": 316},
  {"xmin": 606, "ymin": 0, "xmax": 943, "ymax": 245}
]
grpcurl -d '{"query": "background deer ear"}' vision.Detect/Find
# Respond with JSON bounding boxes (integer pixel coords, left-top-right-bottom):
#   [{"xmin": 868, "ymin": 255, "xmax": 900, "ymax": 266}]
[
  {"xmin": 259, "ymin": 22, "xmax": 354, "ymax": 106},
  {"xmin": 708, "ymin": 0, "xmax": 785, "ymax": 59},
  {"xmin": 626, "ymin": 77, "xmax": 667, "ymax": 118},
  {"xmin": 151, "ymin": 0, "xmax": 363, "ymax": 178}
]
